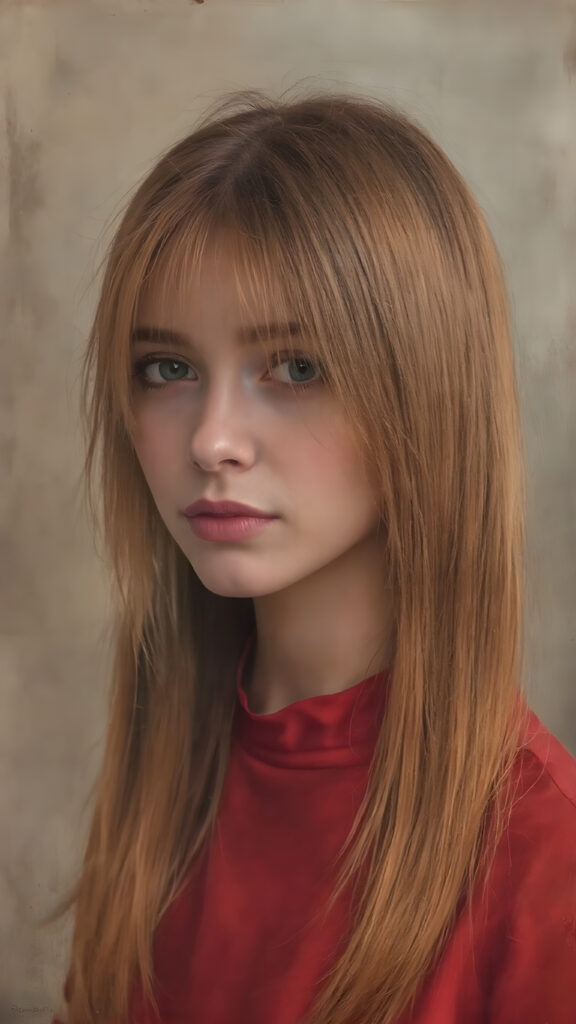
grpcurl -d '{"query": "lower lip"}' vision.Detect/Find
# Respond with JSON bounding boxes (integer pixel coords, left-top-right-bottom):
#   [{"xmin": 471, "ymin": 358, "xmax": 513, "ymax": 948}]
[{"xmin": 186, "ymin": 514, "xmax": 278, "ymax": 542}]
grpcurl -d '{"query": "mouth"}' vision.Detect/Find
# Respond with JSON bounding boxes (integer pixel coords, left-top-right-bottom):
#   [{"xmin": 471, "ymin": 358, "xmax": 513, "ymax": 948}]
[
  {"xmin": 184, "ymin": 499, "xmax": 277, "ymax": 519},
  {"xmin": 185, "ymin": 511, "xmax": 278, "ymax": 542}
]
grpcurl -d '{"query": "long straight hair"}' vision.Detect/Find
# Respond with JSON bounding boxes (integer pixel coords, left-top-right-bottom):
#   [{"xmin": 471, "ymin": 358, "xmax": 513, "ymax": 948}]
[{"xmin": 49, "ymin": 91, "xmax": 526, "ymax": 1024}]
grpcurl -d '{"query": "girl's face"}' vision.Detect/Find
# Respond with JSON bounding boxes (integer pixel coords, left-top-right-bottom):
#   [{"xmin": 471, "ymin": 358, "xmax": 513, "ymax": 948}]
[{"xmin": 131, "ymin": 247, "xmax": 382, "ymax": 599}]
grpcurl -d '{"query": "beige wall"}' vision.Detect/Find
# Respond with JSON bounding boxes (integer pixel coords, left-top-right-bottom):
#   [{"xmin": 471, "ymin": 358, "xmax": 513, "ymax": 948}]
[{"xmin": 2, "ymin": 0, "xmax": 575, "ymax": 1018}]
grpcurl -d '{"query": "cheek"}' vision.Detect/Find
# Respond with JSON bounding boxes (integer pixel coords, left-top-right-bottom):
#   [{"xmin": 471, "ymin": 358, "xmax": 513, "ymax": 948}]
[
  {"xmin": 131, "ymin": 408, "xmax": 178, "ymax": 485},
  {"xmin": 286, "ymin": 421, "xmax": 372, "ymax": 506},
  {"xmin": 305, "ymin": 422, "xmax": 365, "ymax": 484},
  {"xmin": 319, "ymin": 426, "xmax": 377, "ymax": 519}
]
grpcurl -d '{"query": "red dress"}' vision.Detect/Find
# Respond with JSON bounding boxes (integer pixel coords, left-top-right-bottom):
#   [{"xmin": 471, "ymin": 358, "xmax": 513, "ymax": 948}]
[{"xmin": 58, "ymin": 633, "xmax": 576, "ymax": 1022}]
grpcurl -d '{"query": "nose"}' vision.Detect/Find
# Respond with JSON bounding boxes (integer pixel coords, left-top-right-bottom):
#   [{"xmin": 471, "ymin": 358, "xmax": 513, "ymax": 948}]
[{"xmin": 188, "ymin": 379, "xmax": 257, "ymax": 472}]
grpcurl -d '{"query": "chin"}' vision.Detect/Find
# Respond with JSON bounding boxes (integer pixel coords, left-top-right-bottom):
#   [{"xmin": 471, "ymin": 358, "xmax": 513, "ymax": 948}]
[
  {"xmin": 202, "ymin": 580, "xmax": 262, "ymax": 599},
  {"xmin": 188, "ymin": 563, "xmax": 294, "ymax": 600}
]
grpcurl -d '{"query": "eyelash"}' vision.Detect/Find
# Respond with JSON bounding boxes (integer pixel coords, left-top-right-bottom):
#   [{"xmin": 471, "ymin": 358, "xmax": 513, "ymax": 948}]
[{"xmin": 131, "ymin": 352, "xmax": 325, "ymax": 392}]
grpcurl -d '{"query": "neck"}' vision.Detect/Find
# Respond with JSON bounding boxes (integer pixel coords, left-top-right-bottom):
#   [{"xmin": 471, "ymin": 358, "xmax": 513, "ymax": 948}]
[{"xmin": 246, "ymin": 535, "xmax": 394, "ymax": 715}]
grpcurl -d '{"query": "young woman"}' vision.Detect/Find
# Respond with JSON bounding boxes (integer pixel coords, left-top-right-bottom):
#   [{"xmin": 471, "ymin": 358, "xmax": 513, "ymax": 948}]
[{"xmin": 50, "ymin": 92, "xmax": 576, "ymax": 1024}]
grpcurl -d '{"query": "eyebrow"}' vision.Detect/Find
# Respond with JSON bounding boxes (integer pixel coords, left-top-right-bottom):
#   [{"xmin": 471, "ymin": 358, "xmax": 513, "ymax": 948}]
[{"xmin": 130, "ymin": 322, "xmax": 302, "ymax": 349}]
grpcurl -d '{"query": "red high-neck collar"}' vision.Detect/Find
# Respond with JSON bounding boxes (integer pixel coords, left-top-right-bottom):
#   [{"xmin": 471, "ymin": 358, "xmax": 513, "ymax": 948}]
[{"xmin": 233, "ymin": 632, "xmax": 391, "ymax": 768}]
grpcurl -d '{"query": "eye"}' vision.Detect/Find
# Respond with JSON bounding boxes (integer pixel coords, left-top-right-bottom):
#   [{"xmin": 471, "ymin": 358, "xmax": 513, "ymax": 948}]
[
  {"xmin": 132, "ymin": 356, "xmax": 196, "ymax": 388},
  {"xmin": 267, "ymin": 353, "xmax": 324, "ymax": 388}
]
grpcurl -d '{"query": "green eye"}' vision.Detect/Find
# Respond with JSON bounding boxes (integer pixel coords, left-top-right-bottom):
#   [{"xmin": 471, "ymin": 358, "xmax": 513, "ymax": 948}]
[
  {"xmin": 268, "ymin": 354, "xmax": 324, "ymax": 387},
  {"xmin": 157, "ymin": 360, "xmax": 191, "ymax": 381},
  {"xmin": 132, "ymin": 357, "xmax": 195, "ymax": 388},
  {"xmin": 289, "ymin": 358, "xmax": 317, "ymax": 383}
]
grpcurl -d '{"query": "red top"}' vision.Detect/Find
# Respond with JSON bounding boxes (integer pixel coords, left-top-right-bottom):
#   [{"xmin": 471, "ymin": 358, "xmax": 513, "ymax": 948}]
[{"xmin": 59, "ymin": 634, "xmax": 576, "ymax": 1023}]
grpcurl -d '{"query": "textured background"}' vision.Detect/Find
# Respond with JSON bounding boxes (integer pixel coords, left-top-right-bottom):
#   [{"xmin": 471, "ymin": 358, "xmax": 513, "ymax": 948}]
[{"xmin": 2, "ymin": 0, "xmax": 575, "ymax": 1018}]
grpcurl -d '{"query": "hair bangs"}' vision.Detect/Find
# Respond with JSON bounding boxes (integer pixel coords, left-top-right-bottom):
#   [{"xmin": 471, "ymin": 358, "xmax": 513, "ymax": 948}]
[{"xmin": 129, "ymin": 202, "xmax": 342, "ymax": 393}]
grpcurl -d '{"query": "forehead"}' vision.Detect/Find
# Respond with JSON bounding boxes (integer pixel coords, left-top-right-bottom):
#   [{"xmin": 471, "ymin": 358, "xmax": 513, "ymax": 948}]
[
  {"xmin": 137, "ymin": 245, "xmax": 246, "ymax": 316},
  {"xmin": 134, "ymin": 237, "xmax": 304, "ymax": 348},
  {"xmin": 134, "ymin": 245, "xmax": 305, "ymax": 357}
]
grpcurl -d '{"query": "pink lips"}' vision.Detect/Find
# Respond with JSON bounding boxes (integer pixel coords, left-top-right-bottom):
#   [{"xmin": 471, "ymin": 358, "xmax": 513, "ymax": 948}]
[
  {"xmin": 184, "ymin": 499, "xmax": 274, "ymax": 518},
  {"xmin": 183, "ymin": 499, "xmax": 279, "ymax": 542}
]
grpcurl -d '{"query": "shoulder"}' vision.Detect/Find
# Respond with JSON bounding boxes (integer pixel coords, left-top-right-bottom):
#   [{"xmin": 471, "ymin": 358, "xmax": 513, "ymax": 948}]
[
  {"xmin": 521, "ymin": 705, "xmax": 576, "ymax": 798},
  {"xmin": 511, "ymin": 705, "xmax": 576, "ymax": 836},
  {"xmin": 404, "ymin": 710, "xmax": 576, "ymax": 1023},
  {"xmin": 488, "ymin": 709, "xmax": 576, "ymax": 984},
  {"xmin": 496, "ymin": 706, "xmax": 576, "ymax": 896},
  {"xmin": 502, "ymin": 705, "xmax": 576, "ymax": 903},
  {"xmin": 469, "ymin": 709, "xmax": 576, "ymax": 1021},
  {"xmin": 481, "ymin": 706, "xmax": 576, "ymax": 912}
]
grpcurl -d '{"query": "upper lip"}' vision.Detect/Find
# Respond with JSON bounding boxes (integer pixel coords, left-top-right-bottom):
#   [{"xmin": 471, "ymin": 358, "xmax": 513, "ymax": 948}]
[{"xmin": 184, "ymin": 499, "xmax": 276, "ymax": 518}]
